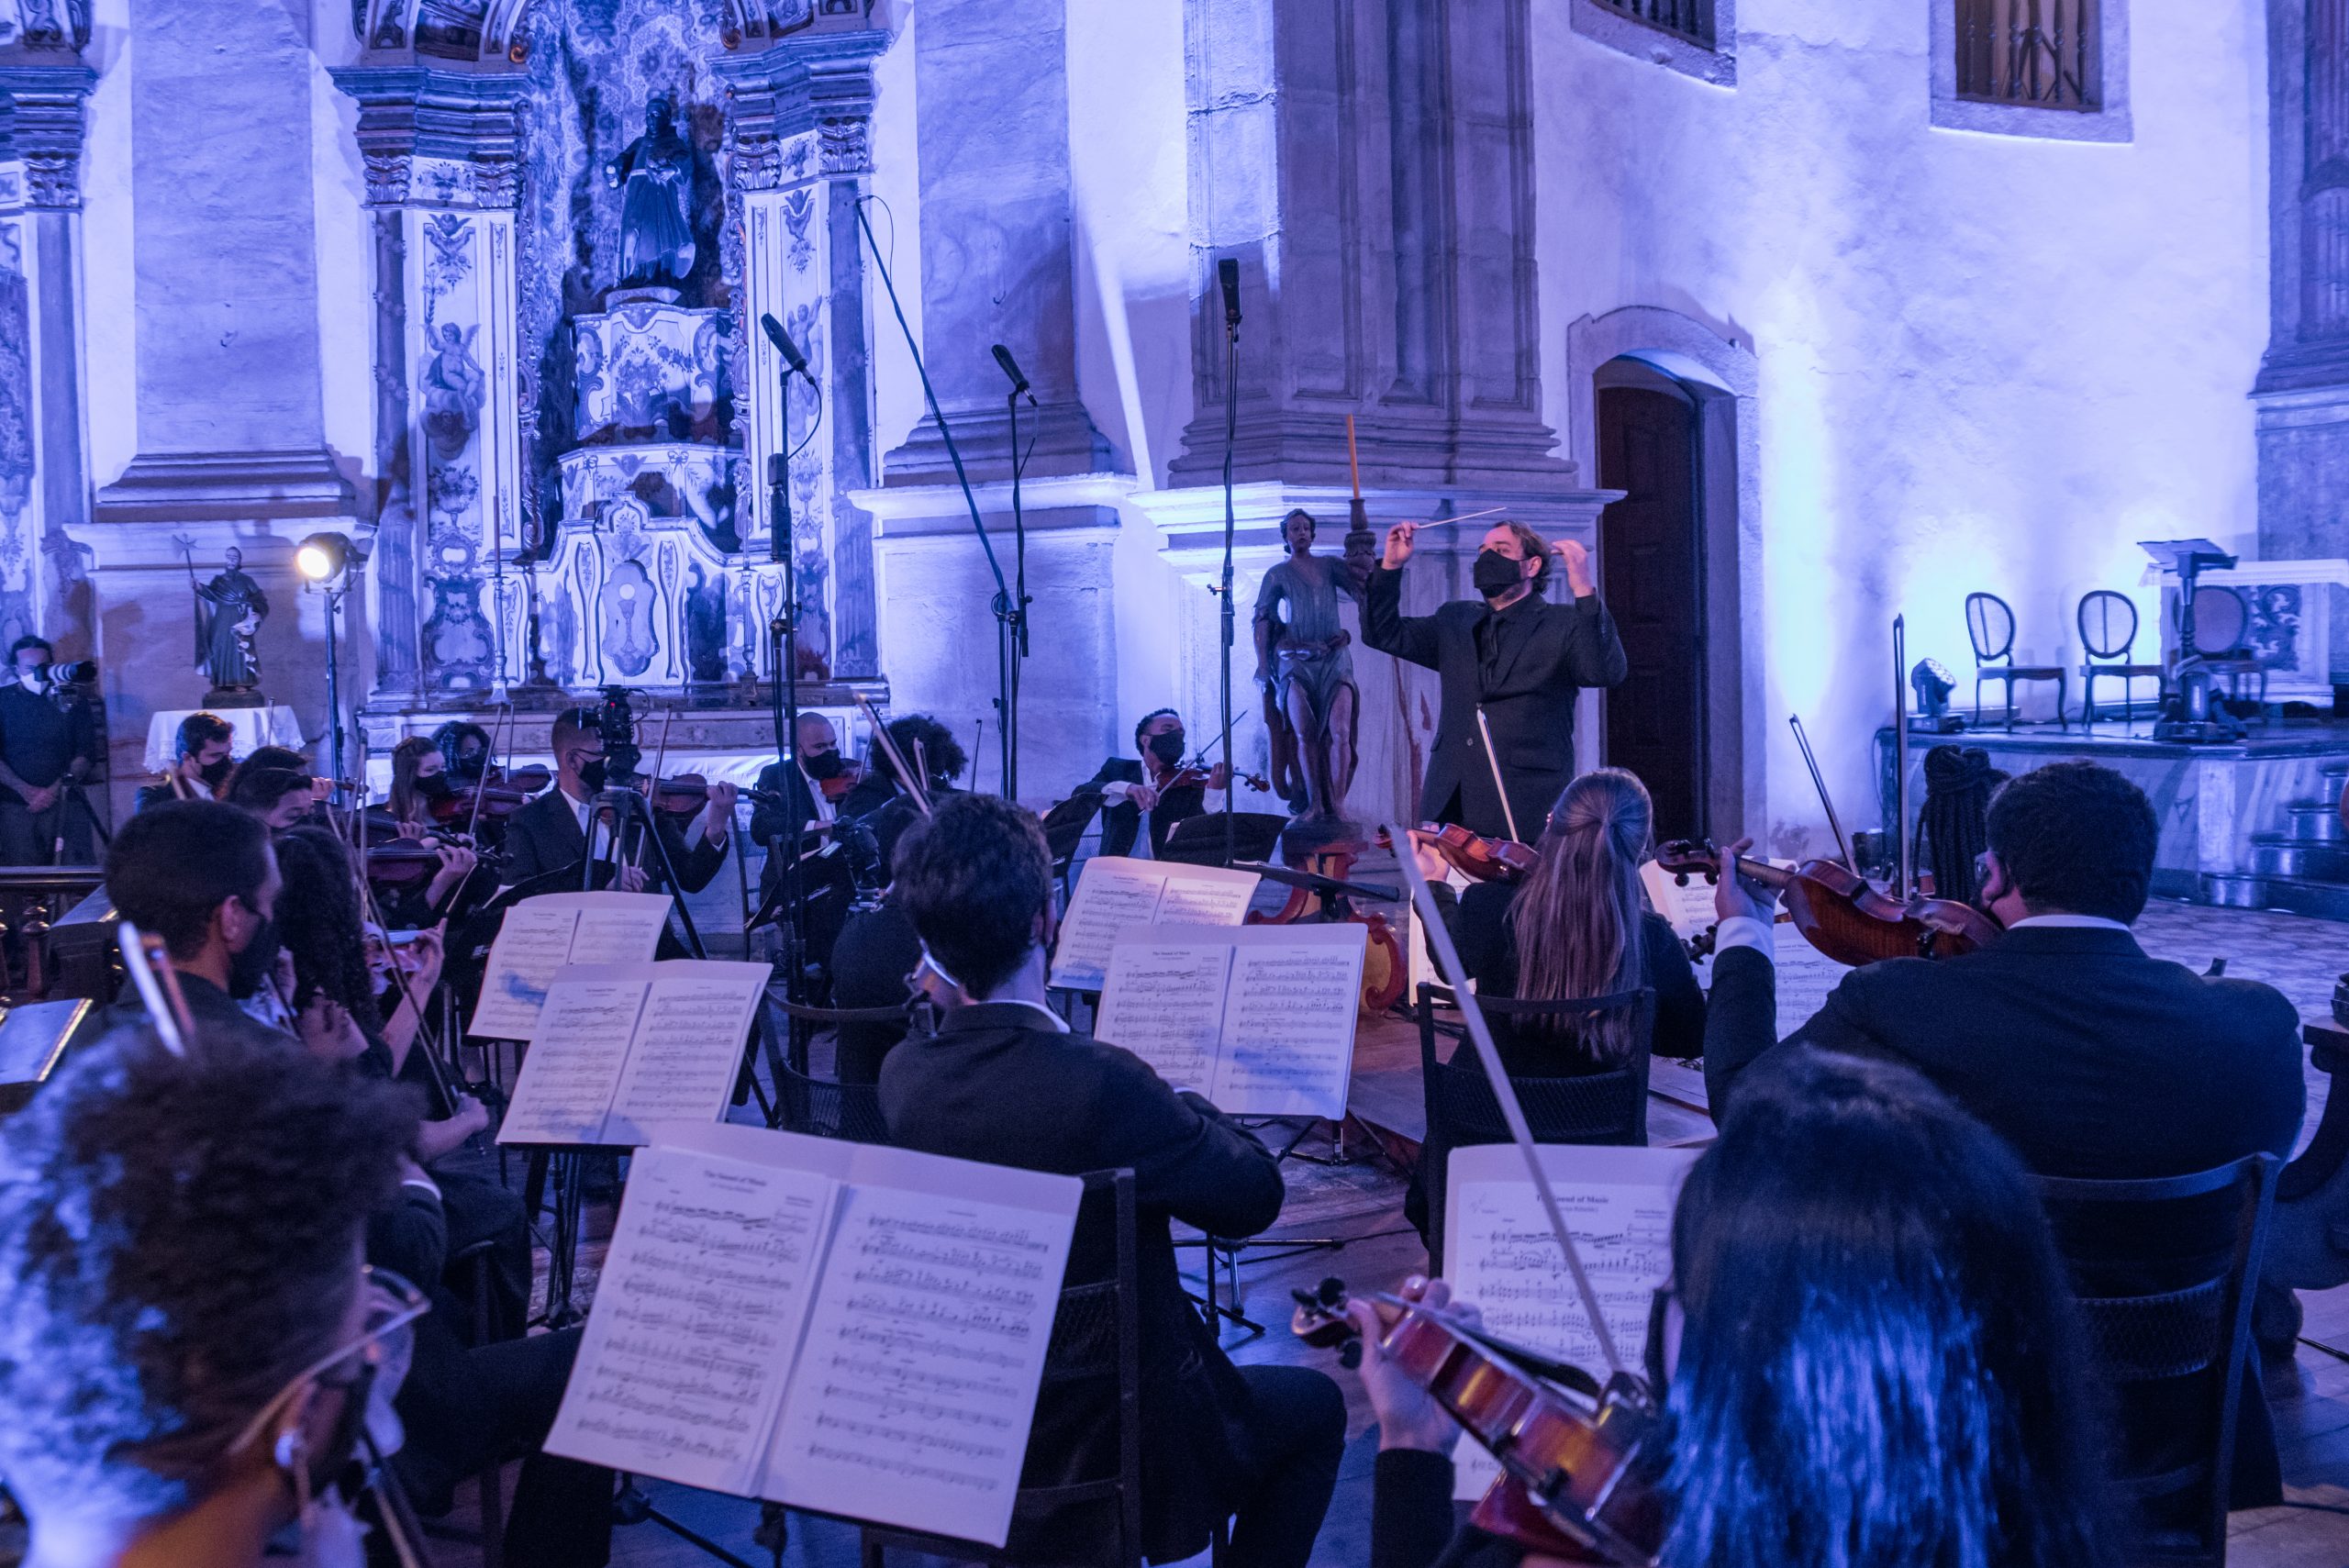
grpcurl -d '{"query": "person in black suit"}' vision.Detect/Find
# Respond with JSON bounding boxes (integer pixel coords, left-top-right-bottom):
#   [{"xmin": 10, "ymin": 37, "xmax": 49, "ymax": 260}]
[
  {"xmin": 104, "ymin": 797, "xmax": 300, "ymax": 1054},
  {"xmin": 1363, "ymin": 517, "xmax": 1626, "ymax": 842},
  {"xmin": 878, "ymin": 795, "xmax": 1343, "ymax": 1568},
  {"xmin": 500, "ymin": 706, "xmax": 732, "ymax": 895},
  {"xmin": 1068, "ymin": 707, "xmax": 1229, "ymax": 859},
  {"xmin": 1703, "ymin": 759, "xmax": 2304, "ymax": 1515},
  {"xmin": 131, "ymin": 710, "xmax": 234, "ymax": 814}
]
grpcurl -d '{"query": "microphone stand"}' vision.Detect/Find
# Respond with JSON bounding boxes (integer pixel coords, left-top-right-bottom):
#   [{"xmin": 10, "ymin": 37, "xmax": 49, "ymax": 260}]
[
  {"xmin": 1002, "ymin": 376, "xmax": 1033, "ymax": 801},
  {"xmin": 766, "ymin": 361, "xmax": 808, "ymax": 1003},
  {"xmin": 1218, "ymin": 278, "xmax": 1241, "ymax": 870},
  {"xmin": 855, "ymin": 198, "xmax": 1018, "ymax": 797}
]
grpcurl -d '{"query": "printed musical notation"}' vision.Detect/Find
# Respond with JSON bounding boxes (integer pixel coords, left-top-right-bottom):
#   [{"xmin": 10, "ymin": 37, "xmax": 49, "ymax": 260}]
[
  {"xmin": 1094, "ymin": 923, "xmax": 1367, "ymax": 1118},
  {"xmin": 497, "ymin": 961, "xmax": 770, "ymax": 1148},
  {"xmin": 547, "ymin": 1126, "xmax": 1082, "ymax": 1550},
  {"xmin": 468, "ymin": 892, "xmax": 674, "ymax": 1040},
  {"xmin": 1049, "ymin": 857, "xmax": 1260, "ymax": 991},
  {"xmin": 1443, "ymin": 1143, "xmax": 1699, "ymax": 1500}
]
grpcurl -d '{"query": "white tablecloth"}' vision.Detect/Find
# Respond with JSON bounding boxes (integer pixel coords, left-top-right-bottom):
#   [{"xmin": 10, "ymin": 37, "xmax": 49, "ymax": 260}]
[{"xmin": 141, "ymin": 706, "xmax": 306, "ymax": 774}]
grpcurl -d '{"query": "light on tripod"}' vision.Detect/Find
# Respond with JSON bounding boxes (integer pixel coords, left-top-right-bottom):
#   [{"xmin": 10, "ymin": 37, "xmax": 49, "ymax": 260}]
[{"xmin": 295, "ymin": 532, "xmax": 351, "ymax": 584}]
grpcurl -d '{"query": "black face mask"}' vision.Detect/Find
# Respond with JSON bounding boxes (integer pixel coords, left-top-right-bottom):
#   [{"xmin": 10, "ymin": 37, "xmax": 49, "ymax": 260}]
[
  {"xmin": 1473, "ymin": 549, "xmax": 1527, "ymax": 598},
  {"xmin": 805, "ymin": 750, "xmax": 845, "ymax": 781},
  {"xmin": 227, "ymin": 906, "xmax": 282, "ymax": 1001},
  {"xmin": 578, "ymin": 758, "xmax": 607, "ymax": 792},
  {"xmin": 1147, "ymin": 729, "xmax": 1187, "ymax": 767},
  {"xmin": 451, "ymin": 750, "xmax": 487, "ymax": 782},
  {"xmin": 199, "ymin": 755, "xmax": 234, "ymax": 788},
  {"xmin": 417, "ymin": 773, "xmax": 454, "ymax": 800}
]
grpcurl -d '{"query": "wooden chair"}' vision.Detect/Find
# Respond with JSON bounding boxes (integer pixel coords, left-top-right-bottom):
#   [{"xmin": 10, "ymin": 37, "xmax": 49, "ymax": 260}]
[
  {"xmin": 861, "ymin": 1170, "xmax": 1145, "ymax": 1568},
  {"xmin": 758, "ymin": 994, "xmax": 905, "ymax": 1143},
  {"xmin": 1965, "ymin": 591, "xmax": 2067, "ymax": 729},
  {"xmin": 2185, "ymin": 584, "xmax": 2269, "ymax": 715},
  {"xmin": 2077, "ymin": 589, "xmax": 2167, "ymax": 724},
  {"xmin": 2035, "ymin": 1153, "xmax": 2278, "ymax": 1566},
  {"xmin": 1416, "ymin": 982, "xmax": 1655, "ymax": 1265},
  {"xmin": 1040, "ymin": 794, "xmax": 1102, "ymax": 898}
]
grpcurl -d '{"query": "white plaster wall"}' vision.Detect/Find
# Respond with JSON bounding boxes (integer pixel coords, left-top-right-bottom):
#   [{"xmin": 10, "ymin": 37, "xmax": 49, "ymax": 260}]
[
  {"xmin": 79, "ymin": 0, "xmax": 133, "ymax": 488},
  {"xmin": 867, "ymin": 13, "xmax": 927, "ymax": 463},
  {"xmin": 1531, "ymin": 0, "xmax": 2270, "ymax": 855},
  {"xmin": 311, "ymin": 57, "xmax": 374, "ymax": 507}
]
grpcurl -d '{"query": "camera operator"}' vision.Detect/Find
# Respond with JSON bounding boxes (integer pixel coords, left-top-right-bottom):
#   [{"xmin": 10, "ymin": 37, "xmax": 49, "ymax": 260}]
[{"xmin": 0, "ymin": 636, "xmax": 97, "ymax": 866}]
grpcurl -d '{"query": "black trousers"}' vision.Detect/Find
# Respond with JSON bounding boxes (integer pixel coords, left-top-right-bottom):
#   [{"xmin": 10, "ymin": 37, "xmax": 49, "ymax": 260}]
[
  {"xmin": 0, "ymin": 794, "xmax": 91, "ymax": 866},
  {"xmin": 1227, "ymin": 1363, "xmax": 1349, "ymax": 1568}
]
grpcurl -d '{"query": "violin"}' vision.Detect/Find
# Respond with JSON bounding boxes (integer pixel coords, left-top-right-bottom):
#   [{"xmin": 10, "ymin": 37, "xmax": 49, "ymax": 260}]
[
  {"xmin": 1163, "ymin": 762, "xmax": 1273, "ymax": 795},
  {"xmin": 362, "ymin": 838, "xmax": 458, "ymax": 888},
  {"xmin": 637, "ymin": 773, "xmax": 786, "ymax": 818},
  {"xmin": 1652, "ymin": 840, "xmax": 2001, "ymax": 967},
  {"xmin": 818, "ymin": 759, "xmax": 867, "ymax": 802},
  {"xmin": 1292, "ymin": 1278, "xmax": 1667, "ymax": 1563},
  {"xmin": 1378, "ymin": 821, "xmax": 1541, "ymax": 884},
  {"xmin": 429, "ymin": 764, "xmax": 551, "ymax": 825}
]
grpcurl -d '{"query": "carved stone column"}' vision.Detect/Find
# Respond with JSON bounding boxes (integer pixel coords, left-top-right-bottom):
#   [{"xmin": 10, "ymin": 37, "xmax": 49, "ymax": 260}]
[
  {"xmin": 331, "ymin": 67, "xmax": 530, "ymax": 699},
  {"xmin": 0, "ymin": 49, "xmax": 95, "ymax": 655},
  {"xmin": 715, "ymin": 18, "xmax": 892, "ymax": 683}
]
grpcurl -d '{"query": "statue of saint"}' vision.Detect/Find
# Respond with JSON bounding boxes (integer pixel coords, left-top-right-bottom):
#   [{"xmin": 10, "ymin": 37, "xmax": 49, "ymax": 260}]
[
  {"xmin": 605, "ymin": 95, "xmax": 696, "ymax": 289},
  {"xmin": 187, "ymin": 546, "xmax": 269, "ymax": 694},
  {"xmin": 1253, "ymin": 508, "xmax": 1362, "ymax": 823}
]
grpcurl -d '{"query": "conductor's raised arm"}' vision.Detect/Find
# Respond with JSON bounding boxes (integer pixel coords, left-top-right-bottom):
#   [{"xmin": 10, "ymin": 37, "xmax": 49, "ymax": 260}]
[{"xmin": 1363, "ymin": 522, "xmax": 1441, "ymax": 671}]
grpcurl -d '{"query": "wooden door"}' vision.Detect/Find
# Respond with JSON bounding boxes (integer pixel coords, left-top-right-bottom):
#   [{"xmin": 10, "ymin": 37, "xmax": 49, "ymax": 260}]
[{"xmin": 1598, "ymin": 383, "xmax": 1706, "ymax": 840}]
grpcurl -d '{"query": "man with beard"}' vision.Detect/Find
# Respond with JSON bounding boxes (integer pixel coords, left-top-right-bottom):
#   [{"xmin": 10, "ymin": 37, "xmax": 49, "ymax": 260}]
[
  {"xmin": 133, "ymin": 711, "xmax": 235, "ymax": 813},
  {"xmin": 1069, "ymin": 708, "xmax": 1230, "ymax": 860},
  {"xmin": 104, "ymin": 798, "xmax": 295, "ymax": 1052}
]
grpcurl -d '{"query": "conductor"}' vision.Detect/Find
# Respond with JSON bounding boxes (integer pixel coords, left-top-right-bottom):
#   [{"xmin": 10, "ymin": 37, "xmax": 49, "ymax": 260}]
[{"xmin": 1363, "ymin": 517, "xmax": 1627, "ymax": 841}]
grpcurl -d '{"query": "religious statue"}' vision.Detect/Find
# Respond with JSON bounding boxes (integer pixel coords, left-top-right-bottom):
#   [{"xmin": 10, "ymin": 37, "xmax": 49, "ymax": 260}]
[
  {"xmin": 605, "ymin": 95, "xmax": 697, "ymax": 290},
  {"xmin": 185, "ymin": 545, "xmax": 269, "ymax": 695},
  {"xmin": 1253, "ymin": 507, "xmax": 1362, "ymax": 823}
]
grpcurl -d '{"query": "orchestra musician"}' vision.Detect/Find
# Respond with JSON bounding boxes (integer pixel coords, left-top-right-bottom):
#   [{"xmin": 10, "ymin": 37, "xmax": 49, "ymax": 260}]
[
  {"xmin": 224, "ymin": 765, "xmax": 318, "ymax": 836},
  {"xmin": 879, "ymin": 794, "xmax": 1344, "ymax": 1568},
  {"xmin": 103, "ymin": 798, "xmax": 295, "ymax": 1054},
  {"xmin": 131, "ymin": 710, "xmax": 235, "ymax": 813},
  {"xmin": 1069, "ymin": 707, "xmax": 1231, "ymax": 859},
  {"xmin": 1361, "ymin": 1048, "xmax": 2117, "ymax": 1568},
  {"xmin": 500, "ymin": 705, "xmax": 733, "ymax": 895},
  {"xmin": 1364, "ymin": 518, "xmax": 1625, "ymax": 841},
  {"xmin": 749, "ymin": 711, "xmax": 846, "ymax": 864},
  {"xmin": 433, "ymin": 718, "xmax": 495, "ymax": 783}
]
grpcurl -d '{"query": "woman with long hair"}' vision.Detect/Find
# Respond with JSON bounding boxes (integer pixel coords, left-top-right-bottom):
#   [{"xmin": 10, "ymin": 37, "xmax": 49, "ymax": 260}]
[
  {"xmin": 1359, "ymin": 1047, "xmax": 2118, "ymax": 1568},
  {"xmin": 384, "ymin": 734, "xmax": 449, "ymax": 828},
  {"xmin": 1412, "ymin": 767, "xmax": 1703, "ymax": 1071}
]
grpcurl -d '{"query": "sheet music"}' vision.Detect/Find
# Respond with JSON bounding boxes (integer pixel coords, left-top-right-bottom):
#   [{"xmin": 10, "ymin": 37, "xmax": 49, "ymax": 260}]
[
  {"xmin": 762, "ymin": 1183, "xmax": 1071, "ymax": 1542},
  {"xmin": 1092, "ymin": 940, "xmax": 1233, "ymax": 1095},
  {"xmin": 545, "ymin": 1146, "xmax": 834, "ymax": 1495},
  {"xmin": 1442, "ymin": 1144, "xmax": 1699, "ymax": 1499},
  {"xmin": 1639, "ymin": 860, "xmax": 1719, "ymax": 941},
  {"xmin": 1691, "ymin": 927, "xmax": 1854, "ymax": 1040},
  {"xmin": 495, "ymin": 975, "xmax": 649, "ymax": 1145},
  {"xmin": 1210, "ymin": 925, "xmax": 1366, "ymax": 1119},
  {"xmin": 1049, "ymin": 857, "xmax": 1259, "ymax": 990},
  {"xmin": 604, "ymin": 963, "xmax": 773, "ymax": 1144},
  {"xmin": 466, "ymin": 892, "xmax": 674, "ymax": 1040}
]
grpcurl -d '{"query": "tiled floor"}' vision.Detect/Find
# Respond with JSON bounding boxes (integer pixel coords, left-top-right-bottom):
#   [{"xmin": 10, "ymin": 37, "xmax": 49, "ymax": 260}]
[{"xmin": 469, "ymin": 896, "xmax": 2349, "ymax": 1568}]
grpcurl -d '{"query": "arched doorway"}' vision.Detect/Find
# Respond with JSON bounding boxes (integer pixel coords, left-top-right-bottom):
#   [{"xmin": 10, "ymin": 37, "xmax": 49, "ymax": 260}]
[{"xmin": 1596, "ymin": 359, "xmax": 1707, "ymax": 840}]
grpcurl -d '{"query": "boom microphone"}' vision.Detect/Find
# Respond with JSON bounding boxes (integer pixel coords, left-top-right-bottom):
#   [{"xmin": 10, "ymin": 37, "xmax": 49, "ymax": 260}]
[
  {"xmin": 760, "ymin": 312, "xmax": 810, "ymax": 379},
  {"xmin": 1218, "ymin": 256, "xmax": 1241, "ymax": 330},
  {"xmin": 990, "ymin": 343, "xmax": 1033, "ymax": 398}
]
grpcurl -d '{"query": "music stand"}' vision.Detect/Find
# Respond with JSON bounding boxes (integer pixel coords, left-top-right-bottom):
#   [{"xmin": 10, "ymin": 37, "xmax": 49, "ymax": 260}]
[
  {"xmin": 1159, "ymin": 810, "xmax": 1286, "ymax": 866},
  {"xmin": 2139, "ymin": 538, "xmax": 2247, "ymax": 743}
]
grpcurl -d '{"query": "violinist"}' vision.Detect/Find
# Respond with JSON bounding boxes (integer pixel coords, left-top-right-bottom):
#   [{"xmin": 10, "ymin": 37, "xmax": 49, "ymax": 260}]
[
  {"xmin": 225, "ymin": 764, "xmax": 321, "ymax": 835},
  {"xmin": 1071, "ymin": 707, "xmax": 1230, "ymax": 859},
  {"xmin": 384, "ymin": 734, "xmax": 450, "ymax": 828},
  {"xmin": 749, "ymin": 711, "xmax": 845, "ymax": 856},
  {"xmin": 843, "ymin": 712, "xmax": 965, "ymax": 872},
  {"xmin": 1364, "ymin": 518, "xmax": 1625, "ymax": 842},
  {"xmin": 1360, "ymin": 1048, "xmax": 2117, "ymax": 1568},
  {"xmin": 433, "ymin": 718, "xmax": 495, "ymax": 784},
  {"xmin": 501, "ymin": 705, "xmax": 732, "ymax": 895},
  {"xmin": 131, "ymin": 710, "xmax": 234, "ymax": 813}
]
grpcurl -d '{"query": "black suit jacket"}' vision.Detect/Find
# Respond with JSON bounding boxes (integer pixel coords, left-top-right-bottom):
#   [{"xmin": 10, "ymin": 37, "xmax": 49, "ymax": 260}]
[
  {"xmin": 1071, "ymin": 757, "xmax": 1207, "ymax": 859},
  {"xmin": 1363, "ymin": 565, "xmax": 1627, "ymax": 840},
  {"xmin": 499, "ymin": 786, "xmax": 726, "ymax": 895},
  {"xmin": 878, "ymin": 1002, "xmax": 1285, "ymax": 1562}
]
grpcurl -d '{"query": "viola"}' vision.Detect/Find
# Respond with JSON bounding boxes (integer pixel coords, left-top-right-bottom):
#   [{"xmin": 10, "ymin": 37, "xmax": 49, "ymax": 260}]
[
  {"xmin": 1163, "ymin": 762, "xmax": 1273, "ymax": 795},
  {"xmin": 1379, "ymin": 821, "xmax": 1540, "ymax": 884},
  {"xmin": 1292, "ymin": 1279, "xmax": 1667, "ymax": 1563},
  {"xmin": 817, "ymin": 758, "xmax": 867, "ymax": 803},
  {"xmin": 362, "ymin": 839, "xmax": 451, "ymax": 888},
  {"xmin": 1652, "ymin": 840, "xmax": 2001, "ymax": 967},
  {"xmin": 638, "ymin": 773, "xmax": 787, "ymax": 818},
  {"xmin": 428, "ymin": 764, "xmax": 551, "ymax": 826}
]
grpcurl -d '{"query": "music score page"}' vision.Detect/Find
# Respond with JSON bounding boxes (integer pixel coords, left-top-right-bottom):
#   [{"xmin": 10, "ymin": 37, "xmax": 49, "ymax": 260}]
[
  {"xmin": 495, "ymin": 961, "xmax": 769, "ymax": 1146},
  {"xmin": 467, "ymin": 891, "xmax": 674, "ymax": 1040},
  {"xmin": 1048, "ymin": 856, "xmax": 1259, "ymax": 991}
]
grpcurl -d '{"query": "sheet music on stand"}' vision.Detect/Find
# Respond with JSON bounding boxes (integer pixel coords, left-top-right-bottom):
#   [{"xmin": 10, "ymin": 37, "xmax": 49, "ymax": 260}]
[
  {"xmin": 544, "ymin": 1121, "xmax": 1083, "ymax": 1549},
  {"xmin": 495, "ymin": 961, "xmax": 770, "ymax": 1146},
  {"xmin": 1442, "ymin": 1142, "xmax": 1699, "ymax": 1499},
  {"xmin": 1092, "ymin": 922, "xmax": 1365, "ymax": 1118},
  {"xmin": 1047, "ymin": 855, "xmax": 1260, "ymax": 991},
  {"xmin": 466, "ymin": 891, "xmax": 675, "ymax": 1040}
]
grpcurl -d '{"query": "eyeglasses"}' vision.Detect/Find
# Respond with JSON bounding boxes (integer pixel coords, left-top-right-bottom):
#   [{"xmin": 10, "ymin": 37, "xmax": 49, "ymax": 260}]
[{"xmin": 229, "ymin": 1267, "xmax": 430, "ymax": 1458}]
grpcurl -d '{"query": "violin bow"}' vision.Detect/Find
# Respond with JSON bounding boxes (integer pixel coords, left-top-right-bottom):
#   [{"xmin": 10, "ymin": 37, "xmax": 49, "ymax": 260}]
[
  {"xmin": 466, "ymin": 702, "xmax": 512, "ymax": 844},
  {"xmin": 1387, "ymin": 822, "xmax": 1628, "ymax": 1375},
  {"xmin": 1892, "ymin": 616, "xmax": 1911, "ymax": 898},
  {"xmin": 117, "ymin": 920, "xmax": 195, "ymax": 1058},
  {"xmin": 854, "ymin": 694, "xmax": 931, "ymax": 817},
  {"xmin": 1472, "ymin": 707, "xmax": 1523, "ymax": 843},
  {"xmin": 1787, "ymin": 715, "xmax": 1856, "ymax": 872}
]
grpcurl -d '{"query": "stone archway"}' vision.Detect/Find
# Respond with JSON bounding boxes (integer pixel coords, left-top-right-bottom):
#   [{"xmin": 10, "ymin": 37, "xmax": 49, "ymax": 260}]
[{"xmin": 1565, "ymin": 306, "xmax": 1763, "ymax": 838}]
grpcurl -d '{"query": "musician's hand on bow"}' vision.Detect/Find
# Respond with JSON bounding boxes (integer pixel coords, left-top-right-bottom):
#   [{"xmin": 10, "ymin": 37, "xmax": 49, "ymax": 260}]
[
  {"xmin": 700, "ymin": 781, "xmax": 739, "ymax": 846},
  {"xmin": 427, "ymin": 845, "xmax": 475, "ymax": 907},
  {"xmin": 1382, "ymin": 520, "xmax": 1418, "ymax": 570},
  {"xmin": 443, "ymin": 1093, "xmax": 490, "ymax": 1141},
  {"xmin": 1128, "ymin": 782, "xmax": 1160, "ymax": 813},
  {"xmin": 1349, "ymin": 1275, "xmax": 1476, "ymax": 1454},
  {"xmin": 1553, "ymin": 536, "xmax": 1595, "ymax": 597},
  {"xmin": 1404, "ymin": 828, "xmax": 1452, "ymax": 885},
  {"xmin": 396, "ymin": 819, "xmax": 428, "ymax": 841},
  {"xmin": 402, "ymin": 924, "xmax": 447, "ymax": 997},
  {"xmin": 615, "ymin": 863, "xmax": 648, "ymax": 894},
  {"xmin": 1208, "ymin": 762, "xmax": 1231, "ymax": 792},
  {"xmin": 1714, "ymin": 836, "xmax": 1779, "ymax": 925}
]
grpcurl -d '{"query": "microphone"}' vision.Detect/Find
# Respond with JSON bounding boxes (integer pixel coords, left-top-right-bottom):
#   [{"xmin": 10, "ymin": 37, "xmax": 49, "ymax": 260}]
[
  {"xmin": 1218, "ymin": 256, "xmax": 1241, "ymax": 330},
  {"xmin": 760, "ymin": 312, "xmax": 810, "ymax": 379},
  {"xmin": 990, "ymin": 343, "xmax": 1034, "ymax": 399}
]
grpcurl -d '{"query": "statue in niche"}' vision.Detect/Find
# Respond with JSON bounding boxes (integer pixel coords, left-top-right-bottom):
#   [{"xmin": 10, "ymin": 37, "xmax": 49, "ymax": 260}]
[
  {"xmin": 184, "ymin": 544, "xmax": 270, "ymax": 696},
  {"xmin": 1252, "ymin": 508, "xmax": 1362, "ymax": 824},
  {"xmin": 605, "ymin": 95, "xmax": 697, "ymax": 290},
  {"xmin": 684, "ymin": 562, "xmax": 728, "ymax": 684}
]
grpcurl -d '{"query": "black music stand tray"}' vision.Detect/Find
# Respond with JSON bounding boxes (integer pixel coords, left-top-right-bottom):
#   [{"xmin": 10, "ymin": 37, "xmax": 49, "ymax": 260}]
[
  {"xmin": 1159, "ymin": 810, "xmax": 1286, "ymax": 866},
  {"xmin": 2140, "ymin": 538, "xmax": 2249, "ymax": 744}
]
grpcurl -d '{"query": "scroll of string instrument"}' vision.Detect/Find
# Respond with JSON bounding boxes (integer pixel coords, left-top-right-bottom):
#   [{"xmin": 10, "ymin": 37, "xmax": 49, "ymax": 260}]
[{"xmin": 1282, "ymin": 826, "xmax": 1673, "ymax": 1565}]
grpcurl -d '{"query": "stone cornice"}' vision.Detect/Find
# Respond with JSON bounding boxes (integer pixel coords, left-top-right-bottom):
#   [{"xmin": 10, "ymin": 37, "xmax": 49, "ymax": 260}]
[
  {"xmin": 713, "ymin": 26, "xmax": 891, "ymax": 189},
  {"xmin": 0, "ymin": 62, "xmax": 94, "ymax": 211},
  {"xmin": 328, "ymin": 67, "xmax": 530, "ymax": 210},
  {"xmin": 92, "ymin": 450, "xmax": 358, "ymax": 527}
]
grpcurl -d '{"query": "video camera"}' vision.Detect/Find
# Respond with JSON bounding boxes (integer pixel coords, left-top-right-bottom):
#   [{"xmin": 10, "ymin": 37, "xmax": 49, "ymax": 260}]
[
  {"xmin": 594, "ymin": 686, "xmax": 642, "ymax": 787},
  {"xmin": 23, "ymin": 660, "xmax": 95, "ymax": 691}
]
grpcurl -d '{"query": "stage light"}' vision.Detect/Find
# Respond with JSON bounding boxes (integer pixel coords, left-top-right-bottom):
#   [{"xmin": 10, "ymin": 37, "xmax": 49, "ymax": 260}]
[{"xmin": 295, "ymin": 532, "xmax": 351, "ymax": 584}]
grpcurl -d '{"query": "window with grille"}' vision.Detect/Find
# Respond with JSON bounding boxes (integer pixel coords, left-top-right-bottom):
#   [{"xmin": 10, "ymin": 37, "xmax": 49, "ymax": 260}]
[
  {"xmin": 1588, "ymin": 0, "xmax": 1713, "ymax": 49},
  {"xmin": 1955, "ymin": 0, "xmax": 2099, "ymax": 110}
]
